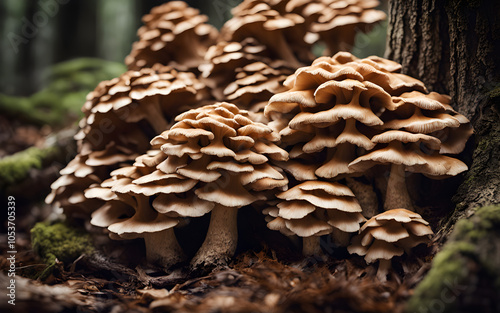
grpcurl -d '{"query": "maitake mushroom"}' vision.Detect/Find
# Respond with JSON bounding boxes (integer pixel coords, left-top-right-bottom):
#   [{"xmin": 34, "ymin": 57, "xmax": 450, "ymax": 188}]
[
  {"xmin": 265, "ymin": 181, "xmax": 365, "ymax": 255},
  {"xmin": 231, "ymin": 0, "xmax": 386, "ymax": 55},
  {"xmin": 200, "ymin": 38, "xmax": 295, "ymax": 119},
  {"xmin": 126, "ymin": 1, "xmax": 218, "ymax": 72},
  {"xmin": 46, "ymin": 65, "xmax": 209, "ymax": 219},
  {"xmin": 265, "ymin": 52, "xmax": 472, "ymax": 214},
  {"xmin": 87, "ymin": 102, "xmax": 289, "ymax": 269},
  {"xmin": 221, "ymin": 0, "xmax": 312, "ymax": 67},
  {"xmin": 347, "ymin": 209, "xmax": 433, "ymax": 281}
]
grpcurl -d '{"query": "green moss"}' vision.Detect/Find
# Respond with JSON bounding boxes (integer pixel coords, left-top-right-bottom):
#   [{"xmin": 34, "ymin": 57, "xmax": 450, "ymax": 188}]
[
  {"xmin": 0, "ymin": 58, "xmax": 126, "ymax": 126},
  {"xmin": 31, "ymin": 221, "xmax": 94, "ymax": 279},
  {"xmin": 407, "ymin": 205, "xmax": 500, "ymax": 312},
  {"xmin": 0, "ymin": 146, "xmax": 58, "ymax": 189}
]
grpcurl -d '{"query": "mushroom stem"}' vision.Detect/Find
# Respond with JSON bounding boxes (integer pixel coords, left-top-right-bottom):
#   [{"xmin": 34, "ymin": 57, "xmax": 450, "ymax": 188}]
[
  {"xmin": 302, "ymin": 236, "xmax": 322, "ymax": 256},
  {"xmin": 191, "ymin": 205, "xmax": 238, "ymax": 269},
  {"xmin": 330, "ymin": 227, "xmax": 351, "ymax": 247},
  {"xmin": 376, "ymin": 259, "xmax": 392, "ymax": 282},
  {"xmin": 345, "ymin": 177, "xmax": 379, "ymax": 218},
  {"xmin": 385, "ymin": 163, "xmax": 413, "ymax": 211},
  {"xmin": 146, "ymin": 101, "xmax": 169, "ymax": 134},
  {"xmin": 143, "ymin": 228, "xmax": 186, "ymax": 268},
  {"xmin": 261, "ymin": 32, "xmax": 301, "ymax": 68}
]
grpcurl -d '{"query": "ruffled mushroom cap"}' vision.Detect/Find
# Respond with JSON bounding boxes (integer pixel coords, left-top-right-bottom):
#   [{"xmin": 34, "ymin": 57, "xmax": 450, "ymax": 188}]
[
  {"xmin": 87, "ymin": 102, "xmax": 289, "ymax": 268},
  {"xmin": 266, "ymin": 181, "xmax": 365, "ymax": 255},
  {"xmin": 47, "ymin": 65, "xmax": 210, "ymax": 218},
  {"xmin": 126, "ymin": 1, "xmax": 218, "ymax": 72},
  {"xmin": 380, "ymin": 91, "xmax": 473, "ymax": 154},
  {"xmin": 221, "ymin": 1, "xmax": 313, "ymax": 67},
  {"xmin": 223, "ymin": 61, "xmax": 295, "ymax": 120},
  {"xmin": 347, "ymin": 208, "xmax": 433, "ymax": 281},
  {"xmin": 265, "ymin": 53, "xmax": 410, "ymax": 181},
  {"xmin": 200, "ymin": 39, "xmax": 275, "ymax": 100}
]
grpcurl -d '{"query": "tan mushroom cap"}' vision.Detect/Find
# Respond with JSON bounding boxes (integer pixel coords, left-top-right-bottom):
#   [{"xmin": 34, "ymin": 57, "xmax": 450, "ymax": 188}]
[
  {"xmin": 348, "ymin": 130, "xmax": 468, "ymax": 178},
  {"xmin": 348, "ymin": 209, "xmax": 433, "ymax": 264},
  {"xmin": 266, "ymin": 181, "xmax": 365, "ymax": 238},
  {"xmin": 126, "ymin": 1, "xmax": 217, "ymax": 71}
]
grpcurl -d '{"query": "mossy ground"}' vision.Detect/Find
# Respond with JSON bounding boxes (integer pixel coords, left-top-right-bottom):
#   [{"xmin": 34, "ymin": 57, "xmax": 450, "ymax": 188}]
[
  {"xmin": 407, "ymin": 205, "xmax": 500, "ymax": 312},
  {"xmin": 30, "ymin": 221, "xmax": 94, "ymax": 279}
]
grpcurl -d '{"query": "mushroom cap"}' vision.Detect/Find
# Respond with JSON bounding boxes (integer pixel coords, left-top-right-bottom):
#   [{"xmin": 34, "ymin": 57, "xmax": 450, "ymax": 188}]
[
  {"xmin": 348, "ymin": 209, "xmax": 433, "ymax": 264},
  {"xmin": 265, "ymin": 180, "xmax": 365, "ymax": 238},
  {"xmin": 126, "ymin": 1, "xmax": 218, "ymax": 71}
]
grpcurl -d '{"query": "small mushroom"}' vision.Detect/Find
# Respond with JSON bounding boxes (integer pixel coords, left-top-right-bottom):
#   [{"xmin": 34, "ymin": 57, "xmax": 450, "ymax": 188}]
[
  {"xmin": 347, "ymin": 209, "xmax": 433, "ymax": 281},
  {"xmin": 126, "ymin": 1, "xmax": 218, "ymax": 72},
  {"xmin": 266, "ymin": 181, "xmax": 365, "ymax": 255}
]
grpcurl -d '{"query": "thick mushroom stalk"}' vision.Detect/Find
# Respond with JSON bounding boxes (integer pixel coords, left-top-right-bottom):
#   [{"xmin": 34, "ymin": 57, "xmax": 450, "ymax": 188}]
[
  {"xmin": 144, "ymin": 228, "xmax": 185, "ymax": 267},
  {"xmin": 191, "ymin": 205, "xmax": 239, "ymax": 268},
  {"xmin": 348, "ymin": 209, "xmax": 434, "ymax": 282}
]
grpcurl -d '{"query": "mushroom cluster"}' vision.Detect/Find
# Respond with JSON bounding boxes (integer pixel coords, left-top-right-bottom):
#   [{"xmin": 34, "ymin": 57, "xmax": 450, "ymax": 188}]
[
  {"xmin": 263, "ymin": 52, "xmax": 471, "ymax": 273},
  {"xmin": 126, "ymin": 1, "xmax": 218, "ymax": 72},
  {"xmin": 87, "ymin": 102, "xmax": 289, "ymax": 268},
  {"xmin": 47, "ymin": 65, "xmax": 209, "ymax": 218},
  {"xmin": 46, "ymin": 1, "xmax": 472, "ymax": 279}
]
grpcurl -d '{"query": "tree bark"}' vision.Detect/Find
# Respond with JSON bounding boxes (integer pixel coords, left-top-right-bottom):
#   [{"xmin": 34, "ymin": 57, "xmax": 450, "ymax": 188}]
[
  {"xmin": 387, "ymin": 0, "xmax": 500, "ymax": 311},
  {"xmin": 386, "ymin": 0, "xmax": 500, "ymax": 241}
]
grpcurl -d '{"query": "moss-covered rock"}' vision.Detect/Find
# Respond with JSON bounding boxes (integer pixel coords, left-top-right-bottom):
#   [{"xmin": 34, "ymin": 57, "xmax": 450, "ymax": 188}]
[
  {"xmin": 31, "ymin": 221, "xmax": 94, "ymax": 279},
  {"xmin": 407, "ymin": 205, "xmax": 500, "ymax": 312},
  {"xmin": 0, "ymin": 58, "xmax": 126, "ymax": 126}
]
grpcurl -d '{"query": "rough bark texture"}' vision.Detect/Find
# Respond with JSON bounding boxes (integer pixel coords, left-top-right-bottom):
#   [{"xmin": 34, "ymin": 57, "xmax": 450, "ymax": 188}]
[
  {"xmin": 386, "ymin": 0, "xmax": 500, "ymax": 240},
  {"xmin": 387, "ymin": 0, "xmax": 500, "ymax": 311}
]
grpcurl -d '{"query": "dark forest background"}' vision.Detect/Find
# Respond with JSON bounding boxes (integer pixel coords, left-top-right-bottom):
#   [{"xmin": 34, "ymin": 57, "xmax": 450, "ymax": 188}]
[{"xmin": 0, "ymin": 0, "xmax": 387, "ymax": 96}]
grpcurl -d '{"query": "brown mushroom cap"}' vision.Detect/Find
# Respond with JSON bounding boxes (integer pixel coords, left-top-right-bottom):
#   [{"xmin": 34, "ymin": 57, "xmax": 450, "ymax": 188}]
[
  {"xmin": 126, "ymin": 1, "xmax": 218, "ymax": 72},
  {"xmin": 348, "ymin": 209, "xmax": 433, "ymax": 264}
]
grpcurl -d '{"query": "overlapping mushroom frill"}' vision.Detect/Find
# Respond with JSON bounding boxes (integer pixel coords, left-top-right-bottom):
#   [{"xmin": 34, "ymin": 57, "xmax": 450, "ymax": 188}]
[
  {"xmin": 347, "ymin": 209, "xmax": 434, "ymax": 281},
  {"xmin": 126, "ymin": 1, "xmax": 218, "ymax": 72},
  {"xmin": 265, "ymin": 181, "xmax": 365, "ymax": 255},
  {"xmin": 46, "ymin": 65, "xmax": 209, "ymax": 219},
  {"xmin": 87, "ymin": 102, "xmax": 289, "ymax": 268},
  {"xmin": 264, "ymin": 52, "xmax": 472, "ymax": 212}
]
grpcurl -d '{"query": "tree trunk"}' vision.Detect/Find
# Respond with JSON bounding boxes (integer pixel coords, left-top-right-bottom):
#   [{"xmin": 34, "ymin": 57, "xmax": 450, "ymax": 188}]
[
  {"xmin": 386, "ymin": 0, "xmax": 500, "ymax": 241},
  {"xmin": 387, "ymin": 1, "xmax": 500, "ymax": 311}
]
